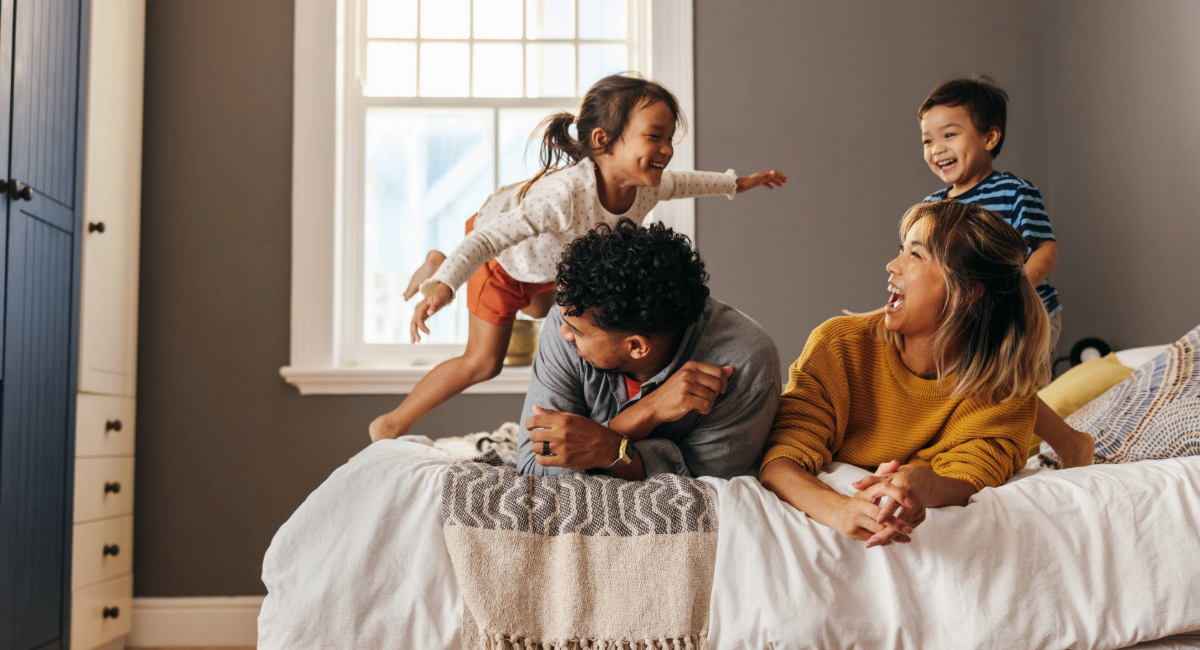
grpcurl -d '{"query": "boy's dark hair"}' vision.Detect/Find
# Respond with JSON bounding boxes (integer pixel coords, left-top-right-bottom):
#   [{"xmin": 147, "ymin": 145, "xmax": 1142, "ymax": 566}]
[
  {"xmin": 518, "ymin": 73, "xmax": 686, "ymax": 202},
  {"xmin": 919, "ymin": 76, "xmax": 1009, "ymax": 158},
  {"xmin": 555, "ymin": 218, "xmax": 709, "ymax": 335}
]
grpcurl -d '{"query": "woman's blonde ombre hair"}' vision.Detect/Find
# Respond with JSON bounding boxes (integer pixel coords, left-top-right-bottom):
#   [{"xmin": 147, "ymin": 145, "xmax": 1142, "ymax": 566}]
[{"xmin": 873, "ymin": 200, "xmax": 1051, "ymax": 404}]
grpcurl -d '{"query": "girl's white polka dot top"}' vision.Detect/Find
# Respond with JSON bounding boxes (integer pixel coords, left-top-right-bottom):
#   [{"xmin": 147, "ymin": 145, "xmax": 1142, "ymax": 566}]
[{"xmin": 426, "ymin": 157, "xmax": 738, "ymax": 294}]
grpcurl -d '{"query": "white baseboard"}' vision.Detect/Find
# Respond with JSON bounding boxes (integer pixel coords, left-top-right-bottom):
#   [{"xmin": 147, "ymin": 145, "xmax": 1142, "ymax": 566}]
[{"xmin": 126, "ymin": 596, "xmax": 264, "ymax": 647}]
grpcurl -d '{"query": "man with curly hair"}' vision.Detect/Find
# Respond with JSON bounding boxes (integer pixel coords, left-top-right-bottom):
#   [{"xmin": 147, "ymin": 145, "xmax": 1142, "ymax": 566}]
[{"xmin": 518, "ymin": 219, "xmax": 781, "ymax": 479}]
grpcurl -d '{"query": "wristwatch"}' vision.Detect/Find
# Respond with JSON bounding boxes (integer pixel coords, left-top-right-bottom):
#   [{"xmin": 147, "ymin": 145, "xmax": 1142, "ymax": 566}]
[{"xmin": 605, "ymin": 432, "xmax": 632, "ymax": 473}]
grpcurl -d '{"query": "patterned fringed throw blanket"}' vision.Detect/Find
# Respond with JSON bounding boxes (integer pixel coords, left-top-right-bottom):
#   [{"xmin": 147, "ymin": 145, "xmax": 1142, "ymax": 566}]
[
  {"xmin": 441, "ymin": 452, "xmax": 718, "ymax": 650},
  {"xmin": 1040, "ymin": 323, "xmax": 1200, "ymax": 467}
]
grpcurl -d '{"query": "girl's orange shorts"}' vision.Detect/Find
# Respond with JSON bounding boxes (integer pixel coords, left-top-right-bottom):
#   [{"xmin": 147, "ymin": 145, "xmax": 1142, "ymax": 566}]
[{"xmin": 463, "ymin": 214, "xmax": 556, "ymax": 326}]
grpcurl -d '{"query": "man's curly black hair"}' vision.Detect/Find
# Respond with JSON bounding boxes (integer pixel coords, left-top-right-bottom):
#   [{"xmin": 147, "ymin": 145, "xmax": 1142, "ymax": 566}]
[{"xmin": 555, "ymin": 218, "xmax": 709, "ymax": 334}]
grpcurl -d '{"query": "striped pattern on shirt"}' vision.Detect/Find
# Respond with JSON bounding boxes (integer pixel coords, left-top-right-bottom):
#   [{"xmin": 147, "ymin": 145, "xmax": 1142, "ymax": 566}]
[{"xmin": 923, "ymin": 171, "xmax": 1062, "ymax": 317}]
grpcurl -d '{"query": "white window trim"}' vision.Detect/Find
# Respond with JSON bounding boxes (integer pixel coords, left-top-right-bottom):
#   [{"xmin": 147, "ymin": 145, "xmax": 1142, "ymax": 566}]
[{"xmin": 282, "ymin": 0, "xmax": 696, "ymax": 396}]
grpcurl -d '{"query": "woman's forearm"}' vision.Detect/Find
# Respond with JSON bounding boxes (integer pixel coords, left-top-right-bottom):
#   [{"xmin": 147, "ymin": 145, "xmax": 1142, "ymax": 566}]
[
  {"xmin": 760, "ymin": 457, "xmax": 847, "ymax": 526},
  {"xmin": 919, "ymin": 469, "xmax": 978, "ymax": 508}
]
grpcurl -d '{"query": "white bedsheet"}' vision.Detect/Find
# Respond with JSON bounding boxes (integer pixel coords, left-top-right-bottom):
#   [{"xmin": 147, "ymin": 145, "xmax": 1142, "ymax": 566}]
[
  {"xmin": 704, "ymin": 460, "xmax": 1200, "ymax": 649},
  {"xmin": 259, "ymin": 438, "xmax": 1200, "ymax": 650},
  {"xmin": 259, "ymin": 438, "xmax": 462, "ymax": 649}
]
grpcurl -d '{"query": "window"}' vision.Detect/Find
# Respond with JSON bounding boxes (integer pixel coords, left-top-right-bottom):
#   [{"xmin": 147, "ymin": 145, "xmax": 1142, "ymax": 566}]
[
  {"xmin": 351, "ymin": 0, "xmax": 645, "ymax": 361},
  {"xmin": 284, "ymin": 0, "xmax": 695, "ymax": 394}
]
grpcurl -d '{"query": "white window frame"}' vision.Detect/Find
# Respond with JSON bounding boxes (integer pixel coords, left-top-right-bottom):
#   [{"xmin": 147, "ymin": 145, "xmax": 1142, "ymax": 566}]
[{"xmin": 282, "ymin": 0, "xmax": 696, "ymax": 395}]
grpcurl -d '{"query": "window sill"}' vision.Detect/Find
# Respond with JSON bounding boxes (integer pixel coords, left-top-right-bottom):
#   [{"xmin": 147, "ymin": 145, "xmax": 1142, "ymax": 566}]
[{"xmin": 279, "ymin": 364, "xmax": 532, "ymax": 395}]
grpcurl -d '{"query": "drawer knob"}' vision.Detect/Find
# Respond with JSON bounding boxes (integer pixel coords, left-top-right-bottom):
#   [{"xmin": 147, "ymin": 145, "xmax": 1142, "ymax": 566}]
[
  {"xmin": 7, "ymin": 179, "xmax": 32, "ymax": 201},
  {"xmin": 104, "ymin": 481, "xmax": 121, "ymax": 494},
  {"xmin": 102, "ymin": 606, "xmax": 120, "ymax": 619},
  {"xmin": 88, "ymin": 221, "xmax": 106, "ymax": 233},
  {"xmin": 103, "ymin": 544, "xmax": 120, "ymax": 557},
  {"xmin": 105, "ymin": 419, "xmax": 122, "ymax": 432}
]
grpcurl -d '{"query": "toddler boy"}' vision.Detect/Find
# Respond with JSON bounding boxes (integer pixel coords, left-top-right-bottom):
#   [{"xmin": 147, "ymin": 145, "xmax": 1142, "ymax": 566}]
[{"xmin": 918, "ymin": 76, "xmax": 1092, "ymax": 468}]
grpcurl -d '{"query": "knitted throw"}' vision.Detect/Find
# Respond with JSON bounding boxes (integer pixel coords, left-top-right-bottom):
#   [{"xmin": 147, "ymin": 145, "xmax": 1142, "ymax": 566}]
[{"xmin": 441, "ymin": 452, "xmax": 718, "ymax": 650}]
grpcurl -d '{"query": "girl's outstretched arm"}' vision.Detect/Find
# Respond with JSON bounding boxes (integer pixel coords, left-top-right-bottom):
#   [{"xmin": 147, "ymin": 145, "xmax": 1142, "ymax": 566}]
[{"xmin": 735, "ymin": 170, "xmax": 788, "ymax": 193}]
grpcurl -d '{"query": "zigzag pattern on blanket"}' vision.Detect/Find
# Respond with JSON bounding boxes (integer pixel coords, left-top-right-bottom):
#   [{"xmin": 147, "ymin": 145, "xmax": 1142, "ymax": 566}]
[
  {"xmin": 1041, "ymin": 323, "xmax": 1200, "ymax": 467},
  {"xmin": 442, "ymin": 451, "xmax": 717, "ymax": 537},
  {"xmin": 441, "ymin": 452, "xmax": 718, "ymax": 650}
]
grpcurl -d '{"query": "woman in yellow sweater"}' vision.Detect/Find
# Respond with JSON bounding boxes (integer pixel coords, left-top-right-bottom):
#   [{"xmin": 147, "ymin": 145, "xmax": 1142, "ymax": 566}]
[{"xmin": 761, "ymin": 200, "xmax": 1061, "ymax": 548}]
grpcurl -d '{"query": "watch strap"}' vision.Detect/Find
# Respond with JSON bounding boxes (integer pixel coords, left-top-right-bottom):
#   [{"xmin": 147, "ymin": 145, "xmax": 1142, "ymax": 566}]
[{"xmin": 605, "ymin": 434, "xmax": 632, "ymax": 472}]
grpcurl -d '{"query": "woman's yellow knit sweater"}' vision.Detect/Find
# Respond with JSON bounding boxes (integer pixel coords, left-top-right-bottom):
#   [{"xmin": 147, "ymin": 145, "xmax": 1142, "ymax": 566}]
[{"xmin": 762, "ymin": 314, "xmax": 1036, "ymax": 491}]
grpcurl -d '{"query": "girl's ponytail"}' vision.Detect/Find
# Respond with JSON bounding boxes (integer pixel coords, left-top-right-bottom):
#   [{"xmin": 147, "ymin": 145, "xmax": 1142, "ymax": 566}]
[
  {"xmin": 517, "ymin": 112, "xmax": 582, "ymax": 202},
  {"xmin": 515, "ymin": 73, "xmax": 686, "ymax": 203}
]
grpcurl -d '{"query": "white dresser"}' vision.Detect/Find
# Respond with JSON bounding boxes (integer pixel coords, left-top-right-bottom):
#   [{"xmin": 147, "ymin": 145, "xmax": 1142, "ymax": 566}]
[{"xmin": 69, "ymin": 2, "xmax": 146, "ymax": 649}]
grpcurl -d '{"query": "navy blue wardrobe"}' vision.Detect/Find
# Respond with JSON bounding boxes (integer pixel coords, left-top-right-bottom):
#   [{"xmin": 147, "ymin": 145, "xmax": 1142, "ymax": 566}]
[{"xmin": 0, "ymin": 0, "xmax": 90, "ymax": 648}]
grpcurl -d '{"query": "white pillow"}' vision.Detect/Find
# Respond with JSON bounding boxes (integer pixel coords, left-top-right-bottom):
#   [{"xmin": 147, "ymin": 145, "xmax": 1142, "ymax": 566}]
[{"xmin": 1116, "ymin": 344, "xmax": 1171, "ymax": 369}]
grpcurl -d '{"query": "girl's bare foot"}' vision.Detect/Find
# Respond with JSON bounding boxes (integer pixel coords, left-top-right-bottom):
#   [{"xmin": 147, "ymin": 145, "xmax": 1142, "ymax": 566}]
[
  {"xmin": 404, "ymin": 250, "xmax": 447, "ymax": 300},
  {"xmin": 369, "ymin": 413, "xmax": 407, "ymax": 442}
]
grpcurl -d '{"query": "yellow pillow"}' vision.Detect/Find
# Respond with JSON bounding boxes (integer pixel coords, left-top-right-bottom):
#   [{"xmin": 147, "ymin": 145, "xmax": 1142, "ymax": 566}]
[{"xmin": 1028, "ymin": 353, "xmax": 1133, "ymax": 457}]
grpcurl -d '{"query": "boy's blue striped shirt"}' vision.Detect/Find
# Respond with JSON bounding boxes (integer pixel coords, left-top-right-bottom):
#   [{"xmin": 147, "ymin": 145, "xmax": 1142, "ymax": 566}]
[{"xmin": 923, "ymin": 171, "xmax": 1062, "ymax": 317}]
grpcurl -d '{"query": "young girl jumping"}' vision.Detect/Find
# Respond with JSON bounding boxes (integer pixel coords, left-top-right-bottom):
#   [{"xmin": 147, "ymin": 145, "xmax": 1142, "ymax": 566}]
[{"xmin": 369, "ymin": 73, "xmax": 787, "ymax": 441}]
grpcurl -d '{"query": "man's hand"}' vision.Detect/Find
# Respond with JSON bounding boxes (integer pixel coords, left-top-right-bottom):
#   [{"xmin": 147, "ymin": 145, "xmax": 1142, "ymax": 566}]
[
  {"xmin": 525, "ymin": 406, "xmax": 625, "ymax": 471},
  {"xmin": 735, "ymin": 170, "xmax": 788, "ymax": 193},
  {"xmin": 617, "ymin": 361, "xmax": 733, "ymax": 438},
  {"xmin": 410, "ymin": 281, "xmax": 453, "ymax": 343}
]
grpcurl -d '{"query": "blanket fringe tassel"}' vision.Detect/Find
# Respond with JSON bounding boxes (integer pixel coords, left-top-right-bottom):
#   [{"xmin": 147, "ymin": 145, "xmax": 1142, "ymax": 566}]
[{"xmin": 480, "ymin": 632, "xmax": 707, "ymax": 650}]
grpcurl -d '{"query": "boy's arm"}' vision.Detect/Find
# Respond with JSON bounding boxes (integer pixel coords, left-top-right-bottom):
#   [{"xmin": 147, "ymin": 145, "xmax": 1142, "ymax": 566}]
[
  {"xmin": 1012, "ymin": 183, "xmax": 1058, "ymax": 287},
  {"xmin": 1026, "ymin": 239, "xmax": 1058, "ymax": 288}
]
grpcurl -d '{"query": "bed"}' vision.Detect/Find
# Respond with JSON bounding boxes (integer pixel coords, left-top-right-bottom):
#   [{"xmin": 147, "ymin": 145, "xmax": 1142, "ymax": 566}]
[{"xmin": 258, "ymin": 342, "xmax": 1200, "ymax": 649}]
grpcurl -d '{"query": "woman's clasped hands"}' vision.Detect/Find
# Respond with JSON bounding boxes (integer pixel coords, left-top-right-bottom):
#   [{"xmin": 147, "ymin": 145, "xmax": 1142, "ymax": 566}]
[{"xmin": 837, "ymin": 460, "xmax": 936, "ymax": 548}]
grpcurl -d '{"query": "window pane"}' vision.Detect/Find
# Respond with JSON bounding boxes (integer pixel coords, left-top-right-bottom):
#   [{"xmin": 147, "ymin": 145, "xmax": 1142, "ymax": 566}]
[
  {"xmin": 499, "ymin": 108, "xmax": 562, "ymax": 187},
  {"xmin": 364, "ymin": 109, "xmax": 495, "ymax": 345},
  {"xmin": 526, "ymin": 44, "xmax": 574, "ymax": 98},
  {"xmin": 367, "ymin": 0, "xmax": 417, "ymax": 38},
  {"xmin": 420, "ymin": 0, "xmax": 469, "ymax": 38},
  {"xmin": 474, "ymin": 0, "xmax": 523, "ymax": 39},
  {"xmin": 578, "ymin": 0, "xmax": 627, "ymax": 40},
  {"xmin": 473, "ymin": 44, "xmax": 523, "ymax": 98},
  {"xmin": 365, "ymin": 42, "xmax": 417, "ymax": 97},
  {"xmin": 526, "ymin": 0, "xmax": 573, "ymax": 39},
  {"xmin": 419, "ymin": 43, "xmax": 470, "ymax": 97},
  {"xmin": 578, "ymin": 44, "xmax": 627, "ymax": 95}
]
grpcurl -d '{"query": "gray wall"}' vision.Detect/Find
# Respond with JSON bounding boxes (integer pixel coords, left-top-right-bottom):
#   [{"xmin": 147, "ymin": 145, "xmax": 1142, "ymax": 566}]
[
  {"xmin": 136, "ymin": 0, "xmax": 1200, "ymax": 597},
  {"xmin": 135, "ymin": 0, "xmax": 524, "ymax": 597},
  {"xmin": 1043, "ymin": 0, "xmax": 1200, "ymax": 352},
  {"xmin": 695, "ymin": 0, "xmax": 1050, "ymax": 366}
]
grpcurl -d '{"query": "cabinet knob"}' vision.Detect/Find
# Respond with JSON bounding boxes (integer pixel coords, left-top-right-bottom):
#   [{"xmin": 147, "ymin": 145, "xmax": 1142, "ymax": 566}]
[
  {"xmin": 103, "ymin": 543, "xmax": 121, "ymax": 557},
  {"xmin": 105, "ymin": 419, "xmax": 122, "ymax": 432},
  {"xmin": 7, "ymin": 179, "xmax": 32, "ymax": 201},
  {"xmin": 104, "ymin": 481, "xmax": 121, "ymax": 494},
  {"xmin": 88, "ymin": 221, "xmax": 105, "ymax": 233},
  {"xmin": 102, "ymin": 606, "xmax": 120, "ymax": 619}
]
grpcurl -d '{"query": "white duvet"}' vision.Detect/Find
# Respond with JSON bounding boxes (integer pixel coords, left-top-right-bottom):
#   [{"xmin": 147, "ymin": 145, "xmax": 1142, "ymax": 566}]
[{"xmin": 259, "ymin": 437, "xmax": 1200, "ymax": 650}]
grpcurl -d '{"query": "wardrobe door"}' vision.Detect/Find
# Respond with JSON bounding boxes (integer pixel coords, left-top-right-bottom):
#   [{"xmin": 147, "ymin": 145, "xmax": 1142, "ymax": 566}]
[{"xmin": 0, "ymin": 1, "xmax": 85, "ymax": 648}]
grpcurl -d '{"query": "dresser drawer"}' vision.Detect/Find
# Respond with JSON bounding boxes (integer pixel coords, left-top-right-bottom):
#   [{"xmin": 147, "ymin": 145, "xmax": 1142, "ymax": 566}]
[
  {"xmin": 70, "ymin": 575, "xmax": 133, "ymax": 650},
  {"xmin": 76, "ymin": 394, "xmax": 136, "ymax": 457},
  {"xmin": 74, "ymin": 458, "xmax": 134, "ymax": 522},
  {"xmin": 73, "ymin": 516, "xmax": 133, "ymax": 589}
]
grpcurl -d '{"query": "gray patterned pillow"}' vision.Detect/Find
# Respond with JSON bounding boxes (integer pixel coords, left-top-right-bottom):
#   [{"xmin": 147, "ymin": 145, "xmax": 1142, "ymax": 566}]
[{"xmin": 1040, "ymin": 323, "xmax": 1200, "ymax": 467}]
